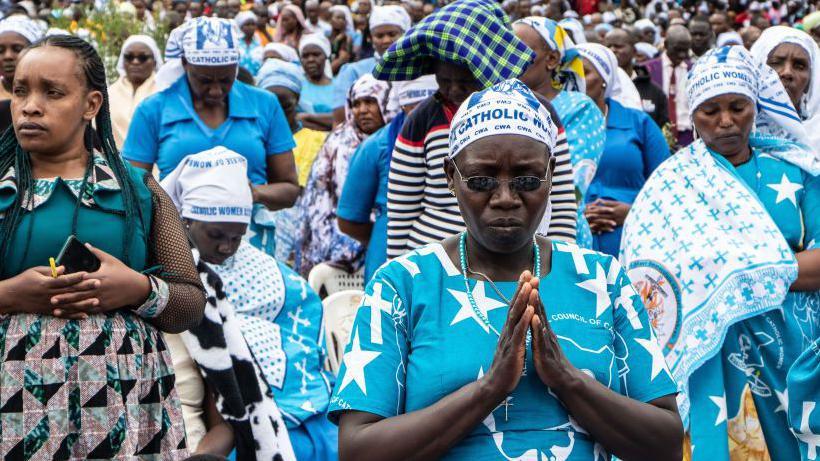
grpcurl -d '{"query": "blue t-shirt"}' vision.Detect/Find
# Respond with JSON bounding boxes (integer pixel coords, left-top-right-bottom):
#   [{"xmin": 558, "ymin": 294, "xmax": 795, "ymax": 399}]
[
  {"xmin": 329, "ymin": 241, "xmax": 678, "ymax": 459},
  {"xmin": 122, "ymin": 77, "xmax": 295, "ymax": 184},
  {"xmin": 332, "ymin": 57, "xmax": 376, "ymax": 110},
  {"xmin": 337, "ymin": 112, "xmax": 405, "ymax": 283},
  {"xmin": 587, "ymin": 99, "xmax": 670, "ymax": 257},
  {"xmin": 299, "ymin": 78, "xmax": 336, "ymax": 114}
]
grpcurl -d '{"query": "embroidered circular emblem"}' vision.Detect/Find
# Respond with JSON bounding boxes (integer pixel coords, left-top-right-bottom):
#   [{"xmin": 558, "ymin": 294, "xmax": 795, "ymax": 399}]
[{"xmin": 628, "ymin": 260, "xmax": 682, "ymax": 351}]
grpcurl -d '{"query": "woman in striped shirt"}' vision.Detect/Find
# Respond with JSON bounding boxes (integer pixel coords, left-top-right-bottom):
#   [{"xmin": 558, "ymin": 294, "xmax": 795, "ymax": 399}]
[{"xmin": 373, "ymin": 0, "xmax": 578, "ymax": 259}]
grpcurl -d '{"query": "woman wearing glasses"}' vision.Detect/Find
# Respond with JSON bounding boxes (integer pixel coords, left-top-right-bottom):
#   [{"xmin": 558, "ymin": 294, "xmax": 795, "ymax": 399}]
[
  {"xmin": 329, "ymin": 80, "xmax": 683, "ymax": 460},
  {"xmin": 109, "ymin": 35, "xmax": 162, "ymax": 149}
]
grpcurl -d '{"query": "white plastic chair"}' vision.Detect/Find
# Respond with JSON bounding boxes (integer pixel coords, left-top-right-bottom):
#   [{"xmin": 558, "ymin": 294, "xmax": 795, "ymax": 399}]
[
  {"xmin": 307, "ymin": 263, "xmax": 364, "ymax": 299},
  {"xmin": 322, "ymin": 289, "xmax": 364, "ymax": 374}
]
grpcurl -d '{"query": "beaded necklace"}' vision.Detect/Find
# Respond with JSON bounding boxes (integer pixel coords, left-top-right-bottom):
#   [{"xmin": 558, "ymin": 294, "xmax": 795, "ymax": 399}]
[{"xmin": 458, "ymin": 231, "xmax": 541, "ymax": 337}]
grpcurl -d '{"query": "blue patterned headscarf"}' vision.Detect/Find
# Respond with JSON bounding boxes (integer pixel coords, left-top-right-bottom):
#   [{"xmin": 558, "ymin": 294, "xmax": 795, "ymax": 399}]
[
  {"xmin": 256, "ymin": 59, "xmax": 302, "ymax": 94},
  {"xmin": 373, "ymin": 0, "xmax": 534, "ymax": 89},
  {"xmin": 687, "ymin": 46, "xmax": 818, "ymax": 173},
  {"xmin": 514, "ymin": 17, "xmax": 585, "ymax": 92},
  {"xmin": 449, "ymin": 79, "xmax": 557, "ymax": 157}
]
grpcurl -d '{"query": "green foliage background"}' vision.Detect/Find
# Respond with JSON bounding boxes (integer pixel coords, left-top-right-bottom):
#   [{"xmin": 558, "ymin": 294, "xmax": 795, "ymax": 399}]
[{"xmin": 49, "ymin": 4, "xmax": 169, "ymax": 83}]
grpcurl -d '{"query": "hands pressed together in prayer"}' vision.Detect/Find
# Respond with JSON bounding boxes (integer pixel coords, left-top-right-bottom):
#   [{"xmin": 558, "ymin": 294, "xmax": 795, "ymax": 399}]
[
  {"xmin": 584, "ymin": 198, "xmax": 631, "ymax": 234},
  {"xmin": 0, "ymin": 244, "xmax": 151, "ymax": 319},
  {"xmin": 483, "ymin": 271, "xmax": 578, "ymax": 399}
]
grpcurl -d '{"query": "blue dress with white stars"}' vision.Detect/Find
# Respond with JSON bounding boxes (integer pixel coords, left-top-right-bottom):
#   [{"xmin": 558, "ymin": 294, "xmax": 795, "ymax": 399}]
[
  {"xmin": 686, "ymin": 150, "xmax": 820, "ymax": 461},
  {"xmin": 328, "ymin": 241, "xmax": 678, "ymax": 460}
]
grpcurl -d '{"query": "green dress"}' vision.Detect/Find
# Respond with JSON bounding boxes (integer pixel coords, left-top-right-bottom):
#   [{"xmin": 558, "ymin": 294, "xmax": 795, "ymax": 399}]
[{"xmin": 0, "ymin": 153, "xmax": 188, "ymax": 460}]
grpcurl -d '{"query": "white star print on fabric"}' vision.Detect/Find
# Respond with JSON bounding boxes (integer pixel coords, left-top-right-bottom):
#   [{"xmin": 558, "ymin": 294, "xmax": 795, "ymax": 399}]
[
  {"xmin": 449, "ymin": 282, "xmax": 506, "ymax": 334},
  {"xmin": 634, "ymin": 337, "xmax": 667, "ymax": 381},
  {"xmin": 775, "ymin": 388, "xmax": 789, "ymax": 413},
  {"xmin": 555, "ymin": 242, "xmax": 597, "ymax": 275},
  {"xmin": 338, "ymin": 330, "xmax": 381, "ymax": 396},
  {"xmin": 396, "ymin": 256, "xmax": 420, "ymax": 277},
  {"xmin": 709, "ymin": 393, "xmax": 727, "ymax": 426},
  {"xmin": 576, "ymin": 263, "xmax": 610, "ymax": 318},
  {"xmin": 796, "ymin": 401, "xmax": 820, "ymax": 460},
  {"xmin": 367, "ymin": 282, "xmax": 393, "ymax": 345},
  {"xmin": 767, "ymin": 173, "xmax": 803, "ymax": 207}
]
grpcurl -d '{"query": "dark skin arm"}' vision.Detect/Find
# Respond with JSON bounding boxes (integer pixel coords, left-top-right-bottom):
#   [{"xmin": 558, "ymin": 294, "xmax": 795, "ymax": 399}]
[
  {"xmin": 332, "ymin": 106, "xmax": 346, "ymax": 127},
  {"xmin": 584, "ymin": 198, "xmax": 631, "ymax": 234},
  {"xmin": 331, "ymin": 34, "xmax": 353, "ymax": 75},
  {"xmin": 528, "ymin": 277, "xmax": 683, "ymax": 460},
  {"xmin": 792, "ymin": 249, "xmax": 820, "ymax": 291},
  {"xmin": 195, "ymin": 385, "xmax": 234, "ymax": 456},
  {"xmin": 130, "ymin": 160, "xmax": 153, "ymax": 171},
  {"xmin": 252, "ymin": 152, "xmax": 300, "ymax": 211},
  {"xmin": 298, "ymin": 112, "xmax": 334, "ymax": 131},
  {"xmin": 338, "ymin": 276, "xmax": 537, "ymax": 461},
  {"xmin": 338, "ymin": 217, "xmax": 372, "ymax": 244}
]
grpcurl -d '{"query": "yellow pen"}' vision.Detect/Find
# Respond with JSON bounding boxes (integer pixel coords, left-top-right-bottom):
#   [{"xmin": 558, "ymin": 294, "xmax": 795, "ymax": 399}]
[{"xmin": 49, "ymin": 257, "xmax": 58, "ymax": 278}]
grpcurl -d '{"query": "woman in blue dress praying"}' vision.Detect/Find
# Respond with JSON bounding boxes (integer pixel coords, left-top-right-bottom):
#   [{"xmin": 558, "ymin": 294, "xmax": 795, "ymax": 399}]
[{"xmin": 329, "ymin": 79, "xmax": 683, "ymax": 460}]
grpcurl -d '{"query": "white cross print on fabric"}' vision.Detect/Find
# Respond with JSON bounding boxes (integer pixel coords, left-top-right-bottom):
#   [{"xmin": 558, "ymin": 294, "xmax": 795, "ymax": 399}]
[
  {"xmin": 367, "ymin": 282, "xmax": 393, "ymax": 345},
  {"xmin": 796, "ymin": 401, "xmax": 820, "ymax": 460}
]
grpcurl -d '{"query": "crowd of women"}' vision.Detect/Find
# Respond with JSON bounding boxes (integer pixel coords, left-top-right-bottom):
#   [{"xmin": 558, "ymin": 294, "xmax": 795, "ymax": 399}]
[{"xmin": 0, "ymin": 0, "xmax": 817, "ymax": 459}]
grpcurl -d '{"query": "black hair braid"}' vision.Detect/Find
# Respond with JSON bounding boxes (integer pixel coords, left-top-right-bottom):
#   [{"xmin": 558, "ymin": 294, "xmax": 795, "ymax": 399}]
[{"xmin": 0, "ymin": 35, "xmax": 146, "ymax": 272}]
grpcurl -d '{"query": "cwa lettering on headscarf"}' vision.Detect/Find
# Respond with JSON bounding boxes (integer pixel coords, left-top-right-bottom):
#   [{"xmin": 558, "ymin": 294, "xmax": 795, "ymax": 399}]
[
  {"xmin": 155, "ymin": 17, "xmax": 241, "ymax": 91},
  {"xmin": 621, "ymin": 46, "xmax": 819, "ymax": 428},
  {"xmin": 449, "ymin": 78, "xmax": 557, "ymax": 158}
]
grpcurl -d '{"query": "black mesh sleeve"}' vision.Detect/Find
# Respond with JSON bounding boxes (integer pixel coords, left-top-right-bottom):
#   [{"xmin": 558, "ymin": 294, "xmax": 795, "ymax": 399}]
[{"xmin": 143, "ymin": 173, "xmax": 206, "ymax": 333}]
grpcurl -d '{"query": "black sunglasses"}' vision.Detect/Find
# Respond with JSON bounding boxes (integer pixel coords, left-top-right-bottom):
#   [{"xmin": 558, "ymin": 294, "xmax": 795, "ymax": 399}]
[
  {"xmin": 124, "ymin": 53, "xmax": 153, "ymax": 63},
  {"xmin": 452, "ymin": 162, "xmax": 549, "ymax": 193}
]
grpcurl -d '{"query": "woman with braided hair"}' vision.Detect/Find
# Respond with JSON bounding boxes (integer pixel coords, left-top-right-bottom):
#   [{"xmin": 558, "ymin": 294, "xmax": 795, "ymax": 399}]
[{"xmin": 0, "ymin": 35, "xmax": 204, "ymax": 458}]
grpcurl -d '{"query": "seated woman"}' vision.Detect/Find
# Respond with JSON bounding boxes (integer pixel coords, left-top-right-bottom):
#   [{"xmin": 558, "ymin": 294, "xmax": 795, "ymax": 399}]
[
  {"xmin": 750, "ymin": 26, "xmax": 820, "ymax": 156},
  {"xmin": 575, "ymin": 43, "xmax": 670, "ymax": 258},
  {"xmin": 621, "ymin": 46, "xmax": 820, "ymax": 461},
  {"xmin": 161, "ymin": 147, "xmax": 336, "ymax": 460},
  {"xmin": 330, "ymin": 79, "xmax": 683, "ymax": 460},
  {"xmin": 274, "ymin": 4, "xmax": 308, "ymax": 50},
  {"xmin": 296, "ymin": 74, "xmax": 390, "ymax": 277}
]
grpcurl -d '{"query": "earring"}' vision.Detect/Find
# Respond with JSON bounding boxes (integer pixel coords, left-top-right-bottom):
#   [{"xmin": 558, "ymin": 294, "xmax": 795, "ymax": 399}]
[
  {"xmin": 602, "ymin": 82, "xmax": 607, "ymax": 89},
  {"xmin": 449, "ymin": 188, "xmax": 456, "ymax": 196}
]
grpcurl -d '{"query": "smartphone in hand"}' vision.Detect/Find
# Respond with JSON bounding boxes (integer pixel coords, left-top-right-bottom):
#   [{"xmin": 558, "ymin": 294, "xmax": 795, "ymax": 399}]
[{"xmin": 55, "ymin": 236, "xmax": 101, "ymax": 274}]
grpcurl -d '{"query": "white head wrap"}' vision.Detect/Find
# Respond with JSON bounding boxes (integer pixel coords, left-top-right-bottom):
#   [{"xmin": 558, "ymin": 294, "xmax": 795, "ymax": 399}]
[
  {"xmin": 396, "ymin": 74, "xmax": 438, "ymax": 107},
  {"xmin": 329, "ymin": 5, "xmax": 354, "ymax": 33},
  {"xmin": 634, "ymin": 42, "xmax": 659, "ymax": 59},
  {"xmin": 750, "ymin": 26, "xmax": 820, "ymax": 153},
  {"xmin": 116, "ymin": 35, "xmax": 163, "ymax": 78},
  {"xmin": 299, "ymin": 32, "xmax": 332, "ymax": 78},
  {"xmin": 156, "ymin": 17, "xmax": 241, "ymax": 91},
  {"xmin": 263, "ymin": 42, "xmax": 299, "ymax": 63},
  {"xmin": 716, "ymin": 31, "xmax": 742, "ymax": 47},
  {"xmin": 0, "ymin": 14, "xmax": 45, "ymax": 44},
  {"xmin": 634, "ymin": 18, "xmax": 660, "ymax": 45},
  {"xmin": 369, "ymin": 5, "xmax": 411, "ymax": 32},
  {"xmin": 576, "ymin": 42, "xmax": 638, "ymax": 106},
  {"xmin": 234, "ymin": 10, "xmax": 257, "ymax": 27},
  {"xmin": 558, "ymin": 18, "xmax": 586, "ymax": 44},
  {"xmin": 449, "ymin": 79, "xmax": 558, "ymax": 158},
  {"xmin": 687, "ymin": 46, "xmax": 814, "ymax": 154},
  {"xmin": 160, "ymin": 147, "xmax": 254, "ymax": 224},
  {"xmin": 256, "ymin": 58, "xmax": 302, "ymax": 94}
]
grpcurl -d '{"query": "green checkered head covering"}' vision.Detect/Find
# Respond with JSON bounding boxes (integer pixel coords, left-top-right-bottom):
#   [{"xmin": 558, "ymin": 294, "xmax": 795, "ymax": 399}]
[{"xmin": 373, "ymin": 0, "xmax": 534, "ymax": 89}]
